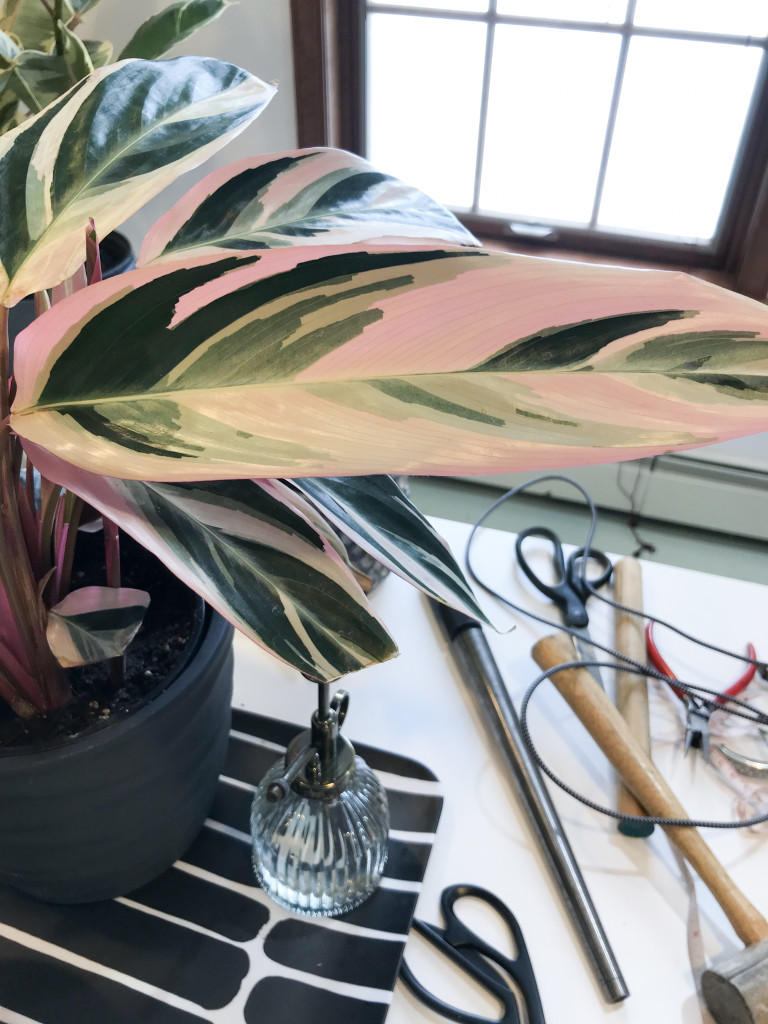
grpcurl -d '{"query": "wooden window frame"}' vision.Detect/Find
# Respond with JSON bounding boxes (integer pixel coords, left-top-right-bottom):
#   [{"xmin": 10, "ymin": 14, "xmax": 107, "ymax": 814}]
[{"xmin": 291, "ymin": 0, "xmax": 768, "ymax": 297}]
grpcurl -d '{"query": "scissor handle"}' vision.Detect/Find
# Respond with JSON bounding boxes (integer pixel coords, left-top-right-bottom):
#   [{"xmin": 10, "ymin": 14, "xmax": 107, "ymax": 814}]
[
  {"xmin": 399, "ymin": 920, "xmax": 522, "ymax": 1024},
  {"xmin": 566, "ymin": 547, "xmax": 613, "ymax": 603},
  {"xmin": 440, "ymin": 884, "xmax": 546, "ymax": 1024},
  {"xmin": 515, "ymin": 526, "xmax": 588, "ymax": 628}
]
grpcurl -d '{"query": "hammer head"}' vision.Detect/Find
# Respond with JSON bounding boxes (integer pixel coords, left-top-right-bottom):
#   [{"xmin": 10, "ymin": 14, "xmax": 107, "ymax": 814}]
[{"xmin": 702, "ymin": 939, "xmax": 768, "ymax": 1024}]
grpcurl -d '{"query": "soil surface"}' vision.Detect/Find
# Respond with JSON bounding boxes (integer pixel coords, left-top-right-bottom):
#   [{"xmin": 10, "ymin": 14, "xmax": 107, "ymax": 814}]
[{"xmin": 0, "ymin": 531, "xmax": 200, "ymax": 750}]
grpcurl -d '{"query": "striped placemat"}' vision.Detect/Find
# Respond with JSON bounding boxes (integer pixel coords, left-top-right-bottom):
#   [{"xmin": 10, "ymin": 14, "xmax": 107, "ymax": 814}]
[{"xmin": 0, "ymin": 710, "xmax": 443, "ymax": 1024}]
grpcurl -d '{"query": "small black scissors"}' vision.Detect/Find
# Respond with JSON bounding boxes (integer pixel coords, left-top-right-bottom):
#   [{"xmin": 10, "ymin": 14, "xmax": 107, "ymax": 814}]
[
  {"xmin": 399, "ymin": 883, "xmax": 546, "ymax": 1024},
  {"xmin": 515, "ymin": 525, "xmax": 613, "ymax": 690}
]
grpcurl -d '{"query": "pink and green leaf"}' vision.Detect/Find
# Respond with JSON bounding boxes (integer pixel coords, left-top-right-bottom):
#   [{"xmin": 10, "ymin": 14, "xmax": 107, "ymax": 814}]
[
  {"xmin": 139, "ymin": 147, "xmax": 479, "ymax": 265},
  {"xmin": 24, "ymin": 444, "xmax": 398, "ymax": 682},
  {"xmin": 283, "ymin": 475, "xmax": 493, "ymax": 624},
  {"xmin": 11, "ymin": 245, "xmax": 768, "ymax": 482},
  {"xmin": 46, "ymin": 585, "xmax": 150, "ymax": 667},
  {"xmin": 0, "ymin": 56, "xmax": 275, "ymax": 306}
]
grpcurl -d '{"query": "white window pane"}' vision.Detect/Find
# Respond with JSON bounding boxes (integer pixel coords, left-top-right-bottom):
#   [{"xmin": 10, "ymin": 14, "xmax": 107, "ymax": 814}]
[
  {"xmin": 367, "ymin": 13, "xmax": 486, "ymax": 208},
  {"xmin": 497, "ymin": 0, "xmax": 626, "ymax": 23},
  {"xmin": 369, "ymin": 0, "xmax": 488, "ymax": 11},
  {"xmin": 599, "ymin": 38, "xmax": 762, "ymax": 241},
  {"xmin": 479, "ymin": 26, "xmax": 621, "ymax": 223},
  {"xmin": 633, "ymin": 0, "xmax": 768, "ymax": 37}
]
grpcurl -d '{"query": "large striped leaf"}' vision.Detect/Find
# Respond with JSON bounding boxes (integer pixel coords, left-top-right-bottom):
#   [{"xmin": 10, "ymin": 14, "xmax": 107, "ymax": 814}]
[
  {"xmin": 24, "ymin": 444, "xmax": 397, "ymax": 681},
  {"xmin": 286, "ymin": 476, "xmax": 492, "ymax": 623},
  {"xmin": 11, "ymin": 244, "xmax": 768, "ymax": 480},
  {"xmin": 138, "ymin": 147, "xmax": 479, "ymax": 265},
  {"xmin": 0, "ymin": 56, "xmax": 275, "ymax": 306}
]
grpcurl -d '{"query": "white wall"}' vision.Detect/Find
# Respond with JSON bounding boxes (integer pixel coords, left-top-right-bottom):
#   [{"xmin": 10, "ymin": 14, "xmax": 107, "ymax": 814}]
[{"xmin": 84, "ymin": 0, "xmax": 298, "ymax": 247}]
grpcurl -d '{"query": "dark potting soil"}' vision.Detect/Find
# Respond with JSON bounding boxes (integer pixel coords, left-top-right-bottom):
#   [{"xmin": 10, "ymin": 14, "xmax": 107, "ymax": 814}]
[{"xmin": 0, "ymin": 531, "xmax": 201, "ymax": 749}]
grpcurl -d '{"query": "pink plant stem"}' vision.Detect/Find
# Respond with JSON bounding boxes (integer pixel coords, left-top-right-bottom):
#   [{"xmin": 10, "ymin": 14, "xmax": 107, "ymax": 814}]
[
  {"xmin": 103, "ymin": 515, "xmax": 121, "ymax": 588},
  {"xmin": 0, "ymin": 308, "xmax": 69, "ymax": 712}
]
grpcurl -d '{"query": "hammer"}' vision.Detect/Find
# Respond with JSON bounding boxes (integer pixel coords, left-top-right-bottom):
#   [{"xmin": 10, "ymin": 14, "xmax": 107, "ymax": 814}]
[{"xmin": 532, "ymin": 632, "xmax": 768, "ymax": 1024}]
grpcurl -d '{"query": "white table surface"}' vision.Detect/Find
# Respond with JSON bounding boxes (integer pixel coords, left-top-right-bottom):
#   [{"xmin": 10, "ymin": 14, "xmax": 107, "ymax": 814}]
[{"xmin": 231, "ymin": 515, "xmax": 768, "ymax": 1024}]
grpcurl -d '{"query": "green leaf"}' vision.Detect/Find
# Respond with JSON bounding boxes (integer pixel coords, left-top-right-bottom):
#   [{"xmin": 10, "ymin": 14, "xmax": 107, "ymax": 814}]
[
  {"xmin": 70, "ymin": 0, "xmax": 105, "ymax": 14},
  {"xmin": 9, "ymin": 23, "xmax": 93, "ymax": 112},
  {"xmin": 0, "ymin": 27, "xmax": 19, "ymax": 62},
  {"xmin": 46, "ymin": 585, "xmax": 150, "ymax": 667},
  {"xmin": 0, "ymin": 0, "xmax": 74, "ymax": 52},
  {"xmin": 288, "ymin": 476, "xmax": 492, "ymax": 624},
  {"xmin": 0, "ymin": 55, "xmax": 276, "ymax": 305},
  {"xmin": 0, "ymin": 91, "xmax": 20, "ymax": 134},
  {"xmin": 119, "ymin": 0, "xmax": 230, "ymax": 61},
  {"xmin": 6, "ymin": 49, "xmax": 62, "ymax": 112},
  {"xmin": 83, "ymin": 37, "xmax": 112, "ymax": 67},
  {"xmin": 57, "ymin": 18, "xmax": 92, "ymax": 81}
]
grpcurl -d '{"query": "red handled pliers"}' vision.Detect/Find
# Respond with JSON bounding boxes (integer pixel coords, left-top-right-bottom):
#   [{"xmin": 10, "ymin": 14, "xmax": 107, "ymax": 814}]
[{"xmin": 645, "ymin": 621, "xmax": 757, "ymax": 761}]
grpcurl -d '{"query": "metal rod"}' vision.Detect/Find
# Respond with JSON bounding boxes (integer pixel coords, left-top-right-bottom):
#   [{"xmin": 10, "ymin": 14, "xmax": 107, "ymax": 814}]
[
  {"xmin": 429, "ymin": 598, "xmax": 629, "ymax": 1004},
  {"xmin": 317, "ymin": 681, "xmax": 331, "ymax": 721}
]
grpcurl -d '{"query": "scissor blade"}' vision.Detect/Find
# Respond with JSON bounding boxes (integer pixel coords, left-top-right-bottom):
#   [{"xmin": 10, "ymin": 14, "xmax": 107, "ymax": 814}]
[{"xmin": 572, "ymin": 631, "xmax": 605, "ymax": 691}]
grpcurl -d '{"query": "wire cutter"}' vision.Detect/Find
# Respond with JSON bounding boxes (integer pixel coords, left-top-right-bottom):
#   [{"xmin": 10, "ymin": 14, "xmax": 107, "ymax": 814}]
[{"xmin": 646, "ymin": 621, "xmax": 756, "ymax": 760}]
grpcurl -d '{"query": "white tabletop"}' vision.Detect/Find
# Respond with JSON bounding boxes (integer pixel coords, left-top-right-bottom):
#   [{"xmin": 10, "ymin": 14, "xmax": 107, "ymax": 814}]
[{"xmin": 232, "ymin": 515, "xmax": 768, "ymax": 1024}]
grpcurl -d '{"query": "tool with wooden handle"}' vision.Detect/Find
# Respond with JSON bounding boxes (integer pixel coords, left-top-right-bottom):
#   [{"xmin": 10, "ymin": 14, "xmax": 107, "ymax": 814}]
[
  {"xmin": 613, "ymin": 557, "xmax": 654, "ymax": 837},
  {"xmin": 532, "ymin": 632, "xmax": 768, "ymax": 1024}
]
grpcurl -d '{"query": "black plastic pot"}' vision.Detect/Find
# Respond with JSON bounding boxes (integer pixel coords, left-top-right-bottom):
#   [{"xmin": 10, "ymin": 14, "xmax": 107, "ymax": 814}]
[{"xmin": 0, "ymin": 609, "xmax": 234, "ymax": 903}]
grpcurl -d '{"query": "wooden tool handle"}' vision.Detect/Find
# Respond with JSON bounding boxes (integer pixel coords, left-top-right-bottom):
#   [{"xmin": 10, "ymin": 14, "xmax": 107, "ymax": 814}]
[
  {"xmin": 533, "ymin": 632, "xmax": 768, "ymax": 946},
  {"xmin": 613, "ymin": 558, "xmax": 654, "ymax": 831}
]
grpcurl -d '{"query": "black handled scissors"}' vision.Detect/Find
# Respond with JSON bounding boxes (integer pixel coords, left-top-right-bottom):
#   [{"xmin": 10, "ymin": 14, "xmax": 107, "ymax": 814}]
[
  {"xmin": 515, "ymin": 525, "xmax": 613, "ymax": 689},
  {"xmin": 399, "ymin": 883, "xmax": 546, "ymax": 1024}
]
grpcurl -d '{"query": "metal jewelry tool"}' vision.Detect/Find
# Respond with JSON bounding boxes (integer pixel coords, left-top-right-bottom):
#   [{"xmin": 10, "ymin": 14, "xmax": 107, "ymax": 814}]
[
  {"xmin": 429, "ymin": 598, "xmax": 628, "ymax": 1004},
  {"xmin": 400, "ymin": 883, "xmax": 546, "ymax": 1024},
  {"xmin": 514, "ymin": 526, "xmax": 613, "ymax": 690},
  {"xmin": 646, "ymin": 621, "xmax": 757, "ymax": 762}
]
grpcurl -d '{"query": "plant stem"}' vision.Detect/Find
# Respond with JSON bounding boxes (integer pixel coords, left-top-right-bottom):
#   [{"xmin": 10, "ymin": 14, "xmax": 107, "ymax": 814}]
[
  {"xmin": 54, "ymin": 0, "xmax": 65, "ymax": 55},
  {"xmin": 0, "ymin": 308, "xmax": 69, "ymax": 712},
  {"xmin": 103, "ymin": 516, "xmax": 126, "ymax": 686}
]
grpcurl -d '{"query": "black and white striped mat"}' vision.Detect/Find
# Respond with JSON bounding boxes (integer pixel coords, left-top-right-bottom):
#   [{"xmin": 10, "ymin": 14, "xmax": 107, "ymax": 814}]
[{"xmin": 0, "ymin": 710, "xmax": 443, "ymax": 1023}]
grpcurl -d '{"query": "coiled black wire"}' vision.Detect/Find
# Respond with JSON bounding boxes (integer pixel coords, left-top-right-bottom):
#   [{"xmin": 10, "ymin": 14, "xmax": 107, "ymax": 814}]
[{"xmin": 465, "ymin": 474, "xmax": 768, "ymax": 829}]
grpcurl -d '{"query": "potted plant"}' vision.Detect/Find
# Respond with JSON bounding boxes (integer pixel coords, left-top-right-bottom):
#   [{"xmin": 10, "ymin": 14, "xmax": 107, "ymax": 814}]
[{"xmin": 2, "ymin": 54, "xmax": 768, "ymax": 904}]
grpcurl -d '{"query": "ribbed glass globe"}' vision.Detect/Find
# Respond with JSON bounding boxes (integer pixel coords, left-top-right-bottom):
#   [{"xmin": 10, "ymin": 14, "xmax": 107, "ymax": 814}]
[{"xmin": 250, "ymin": 755, "xmax": 389, "ymax": 917}]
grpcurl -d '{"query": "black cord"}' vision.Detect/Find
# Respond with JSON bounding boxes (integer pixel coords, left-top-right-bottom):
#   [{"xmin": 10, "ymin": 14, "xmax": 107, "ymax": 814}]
[
  {"xmin": 520, "ymin": 659, "xmax": 768, "ymax": 830},
  {"xmin": 465, "ymin": 474, "xmax": 768, "ymax": 827}
]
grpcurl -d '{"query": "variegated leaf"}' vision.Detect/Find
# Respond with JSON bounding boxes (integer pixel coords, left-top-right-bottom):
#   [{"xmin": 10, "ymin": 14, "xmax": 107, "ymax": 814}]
[
  {"xmin": 84, "ymin": 39, "xmax": 113, "ymax": 69},
  {"xmin": 8, "ymin": 24, "xmax": 94, "ymax": 114},
  {"xmin": 0, "ymin": 0, "xmax": 74, "ymax": 52},
  {"xmin": 284, "ymin": 476, "xmax": 493, "ymax": 624},
  {"xmin": 0, "ymin": 28, "xmax": 19, "ymax": 62},
  {"xmin": 46, "ymin": 586, "xmax": 150, "ymax": 667},
  {"xmin": 24, "ymin": 444, "xmax": 398, "ymax": 681},
  {"xmin": 0, "ymin": 56, "xmax": 275, "ymax": 306},
  {"xmin": 13, "ymin": 244, "xmax": 768, "ymax": 479},
  {"xmin": 119, "ymin": 0, "xmax": 231, "ymax": 61},
  {"xmin": 139, "ymin": 147, "xmax": 479, "ymax": 265}
]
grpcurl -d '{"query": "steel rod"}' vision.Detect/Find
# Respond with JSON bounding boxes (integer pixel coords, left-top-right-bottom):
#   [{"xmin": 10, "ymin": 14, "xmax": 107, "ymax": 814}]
[{"xmin": 429, "ymin": 599, "xmax": 629, "ymax": 1004}]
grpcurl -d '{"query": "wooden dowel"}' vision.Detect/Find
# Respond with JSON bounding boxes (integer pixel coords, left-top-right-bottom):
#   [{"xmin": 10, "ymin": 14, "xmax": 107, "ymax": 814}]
[
  {"xmin": 613, "ymin": 558, "xmax": 654, "ymax": 837},
  {"xmin": 532, "ymin": 633, "xmax": 768, "ymax": 947}
]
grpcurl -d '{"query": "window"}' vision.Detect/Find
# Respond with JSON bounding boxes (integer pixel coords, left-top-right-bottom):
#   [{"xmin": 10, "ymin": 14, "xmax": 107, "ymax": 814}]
[{"xmin": 291, "ymin": 0, "xmax": 768, "ymax": 297}]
